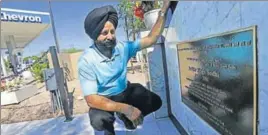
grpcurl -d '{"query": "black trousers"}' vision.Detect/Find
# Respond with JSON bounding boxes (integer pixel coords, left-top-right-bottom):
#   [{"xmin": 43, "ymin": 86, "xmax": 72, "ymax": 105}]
[{"xmin": 88, "ymin": 82, "xmax": 162, "ymax": 135}]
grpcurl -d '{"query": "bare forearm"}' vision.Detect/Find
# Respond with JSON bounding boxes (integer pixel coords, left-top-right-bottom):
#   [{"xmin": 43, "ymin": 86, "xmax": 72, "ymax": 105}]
[
  {"xmin": 85, "ymin": 95, "xmax": 128, "ymax": 113},
  {"xmin": 148, "ymin": 10, "xmax": 167, "ymax": 43}
]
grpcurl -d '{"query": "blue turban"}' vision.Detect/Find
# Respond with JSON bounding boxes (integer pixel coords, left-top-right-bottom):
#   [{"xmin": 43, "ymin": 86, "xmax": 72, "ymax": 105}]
[{"xmin": 84, "ymin": 5, "xmax": 118, "ymax": 40}]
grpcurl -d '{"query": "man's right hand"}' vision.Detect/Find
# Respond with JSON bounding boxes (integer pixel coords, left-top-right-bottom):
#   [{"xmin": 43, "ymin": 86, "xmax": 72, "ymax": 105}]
[
  {"xmin": 85, "ymin": 94, "xmax": 143, "ymax": 123},
  {"xmin": 120, "ymin": 104, "xmax": 142, "ymax": 121}
]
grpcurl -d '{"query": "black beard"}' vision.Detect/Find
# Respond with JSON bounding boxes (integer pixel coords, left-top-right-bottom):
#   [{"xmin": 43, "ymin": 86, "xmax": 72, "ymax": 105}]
[{"xmin": 94, "ymin": 39, "xmax": 117, "ymax": 59}]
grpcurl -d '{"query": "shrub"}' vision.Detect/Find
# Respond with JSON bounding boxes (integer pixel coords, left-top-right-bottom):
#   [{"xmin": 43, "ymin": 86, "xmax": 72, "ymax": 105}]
[{"xmin": 30, "ymin": 62, "xmax": 48, "ymax": 82}]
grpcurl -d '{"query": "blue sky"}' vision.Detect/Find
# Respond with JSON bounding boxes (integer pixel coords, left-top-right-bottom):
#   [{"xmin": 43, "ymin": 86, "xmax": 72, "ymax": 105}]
[{"xmin": 2, "ymin": 1, "xmax": 127, "ymax": 57}]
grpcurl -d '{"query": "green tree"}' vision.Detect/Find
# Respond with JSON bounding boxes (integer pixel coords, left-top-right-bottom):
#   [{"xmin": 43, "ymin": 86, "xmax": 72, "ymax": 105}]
[
  {"xmin": 26, "ymin": 54, "xmax": 49, "ymax": 82},
  {"xmin": 31, "ymin": 56, "xmax": 39, "ymax": 61},
  {"xmin": 23, "ymin": 55, "xmax": 39, "ymax": 65},
  {"xmin": 117, "ymin": 0, "xmax": 146, "ymax": 41},
  {"xmin": 23, "ymin": 56, "xmax": 31, "ymax": 63},
  {"xmin": 62, "ymin": 47, "xmax": 83, "ymax": 53}
]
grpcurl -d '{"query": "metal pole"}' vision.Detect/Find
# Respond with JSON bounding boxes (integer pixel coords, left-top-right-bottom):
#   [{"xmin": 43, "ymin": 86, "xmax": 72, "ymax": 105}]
[
  {"xmin": 48, "ymin": 0, "xmax": 60, "ymax": 53},
  {"xmin": 49, "ymin": 46, "xmax": 73, "ymax": 121},
  {"xmin": 56, "ymin": 89, "xmax": 63, "ymax": 111},
  {"xmin": 50, "ymin": 92, "xmax": 56, "ymax": 113}
]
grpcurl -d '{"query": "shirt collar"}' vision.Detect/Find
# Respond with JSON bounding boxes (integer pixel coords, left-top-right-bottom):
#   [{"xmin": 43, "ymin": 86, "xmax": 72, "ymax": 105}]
[{"xmin": 91, "ymin": 44, "xmax": 120, "ymax": 63}]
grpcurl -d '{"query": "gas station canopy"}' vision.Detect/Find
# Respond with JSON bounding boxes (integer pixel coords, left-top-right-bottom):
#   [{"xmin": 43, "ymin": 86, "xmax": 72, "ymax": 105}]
[
  {"xmin": 1, "ymin": 8, "xmax": 51, "ymax": 77},
  {"xmin": 1, "ymin": 8, "xmax": 50, "ymax": 49}
]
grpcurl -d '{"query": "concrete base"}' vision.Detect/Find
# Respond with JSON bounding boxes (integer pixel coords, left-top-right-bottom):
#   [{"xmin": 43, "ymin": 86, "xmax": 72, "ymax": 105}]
[
  {"xmin": 1, "ymin": 85, "xmax": 37, "ymax": 105},
  {"xmin": 1, "ymin": 113, "xmax": 180, "ymax": 135}
]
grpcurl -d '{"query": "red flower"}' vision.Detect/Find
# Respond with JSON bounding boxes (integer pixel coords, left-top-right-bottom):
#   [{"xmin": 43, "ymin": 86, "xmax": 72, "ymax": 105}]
[{"xmin": 134, "ymin": 6, "xmax": 144, "ymax": 19}]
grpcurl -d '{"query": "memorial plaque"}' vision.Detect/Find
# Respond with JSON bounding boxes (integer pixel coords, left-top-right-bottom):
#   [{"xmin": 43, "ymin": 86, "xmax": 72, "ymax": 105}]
[{"xmin": 177, "ymin": 26, "xmax": 258, "ymax": 135}]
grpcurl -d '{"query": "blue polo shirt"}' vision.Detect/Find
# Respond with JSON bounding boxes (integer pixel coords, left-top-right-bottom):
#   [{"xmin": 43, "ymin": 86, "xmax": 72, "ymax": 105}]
[{"xmin": 78, "ymin": 40, "xmax": 141, "ymax": 96}]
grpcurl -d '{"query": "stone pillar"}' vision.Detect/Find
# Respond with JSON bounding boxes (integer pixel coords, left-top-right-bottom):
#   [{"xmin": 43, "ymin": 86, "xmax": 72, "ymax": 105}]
[
  {"xmin": 1, "ymin": 54, "xmax": 7, "ymax": 77},
  {"xmin": 6, "ymin": 35, "xmax": 18, "ymax": 74},
  {"xmin": 140, "ymin": 30, "xmax": 169, "ymax": 119}
]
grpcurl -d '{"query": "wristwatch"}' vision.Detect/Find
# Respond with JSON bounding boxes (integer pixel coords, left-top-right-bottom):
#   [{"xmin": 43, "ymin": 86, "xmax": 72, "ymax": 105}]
[{"xmin": 159, "ymin": 10, "xmax": 166, "ymax": 17}]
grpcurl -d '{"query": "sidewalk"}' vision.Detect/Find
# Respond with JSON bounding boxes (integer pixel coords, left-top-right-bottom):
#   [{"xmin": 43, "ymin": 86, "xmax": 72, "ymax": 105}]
[{"xmin": 1, "ymin": 113, "xmax": 180, "ymax": 135}]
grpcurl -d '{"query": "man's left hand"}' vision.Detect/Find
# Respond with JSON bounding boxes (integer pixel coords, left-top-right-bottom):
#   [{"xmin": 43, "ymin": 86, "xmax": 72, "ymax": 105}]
[
  {"xmin": 161, "ymin": 1, "xmax": 171, "ymax": 12},
  {"xmin": 139, "ymin": 0, "xmax": 171, "ymax": 50}
]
